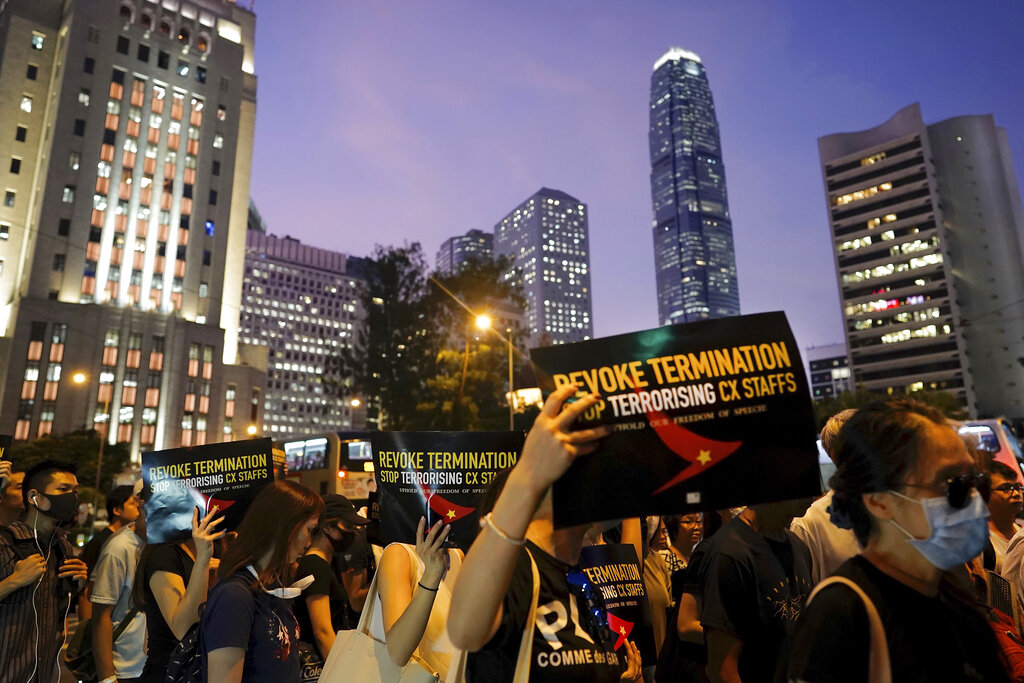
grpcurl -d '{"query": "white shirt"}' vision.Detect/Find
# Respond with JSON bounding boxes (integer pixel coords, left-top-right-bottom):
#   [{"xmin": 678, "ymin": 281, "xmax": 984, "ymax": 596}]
[
  {"xmin": 789, "ymin": 490, "xmax": 861, "ymax": 585},
  {"xmin": 90, "ymin": 526, "xmax": 147, "ymax": 678},
  {"xmin": 992, "ymin": 523, "xmax": 1021, "ymax": 574}
]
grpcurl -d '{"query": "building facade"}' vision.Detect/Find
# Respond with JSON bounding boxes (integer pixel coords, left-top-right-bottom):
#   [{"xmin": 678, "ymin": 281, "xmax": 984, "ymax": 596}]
[
  {"xmin": 494, "ymin": 188, "xmax": 593, "ymax": 347},
  {"xmin": 435, "ymin": 228, "xmax": 492, "ymax": 275},
  {"xmin": 649, "ymin": 47, "xmax": 739, "ymax": 326},
  {"xmin": 819, "ymin": 103, "xmax": 1024, "ymax": 421},
  {"xmin": 0, "ymin": 0, "xmax": 264, "ymax": 460},
  {"xmin": 805, "ymin": 343, "xmax": 853, "ymax": 401},
  {"xmin": 240, "ymin": 231, "xmax": 367, "ymax": 438}
]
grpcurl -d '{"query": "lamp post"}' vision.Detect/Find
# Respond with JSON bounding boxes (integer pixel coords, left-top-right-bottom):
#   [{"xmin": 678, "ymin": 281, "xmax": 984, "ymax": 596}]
[
  {"xmin": 73, "ymin": 372, "xmax": 110, "ymax": 531},
  {"xmin": 475, "ymin": 314, "xmax": 515, "ymax": 430}
]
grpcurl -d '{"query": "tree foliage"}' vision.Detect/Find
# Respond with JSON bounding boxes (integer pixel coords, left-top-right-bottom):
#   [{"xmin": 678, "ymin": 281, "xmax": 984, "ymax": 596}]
[{"xmin": 813, "ymin": 389, "xmax": 969, "ymax": 431}]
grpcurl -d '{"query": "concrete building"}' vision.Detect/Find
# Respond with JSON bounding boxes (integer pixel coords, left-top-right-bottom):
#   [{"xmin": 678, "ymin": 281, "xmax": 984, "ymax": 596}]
[
  {"xmin": 649, "ymin": 48, "xmax": 740, "ymax": 325},
  {"xmin": 805, "ymin": 343, "xmax": 853, "ymax": 401},
  {"xmin": 819, "ymin": 103, "xmax": 1024, "ymax": 420},
  {"xmin": 494, "ymin": 188, "xmax": 593, "ymax": 347},
  {"xmin": 0, "ymin": 0, "xmax": 265, "ymax": 459},
  {"xmin": 435, "ymin": 228, "xmax": 492, "ymax": 275},
  {"xmin": 240, "ymin": 231, "xmax": 367, "ymax": 438}
]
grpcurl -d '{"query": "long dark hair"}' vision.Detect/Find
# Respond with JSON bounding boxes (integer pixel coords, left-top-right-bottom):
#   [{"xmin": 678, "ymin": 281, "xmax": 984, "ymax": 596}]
[
  {"xmin": 219, "ymin": 481, "xmax": 324, "ymax": 585},
  {"xmin": 828, "ymin": 399, "xmax": 947, "ymax": 547}
]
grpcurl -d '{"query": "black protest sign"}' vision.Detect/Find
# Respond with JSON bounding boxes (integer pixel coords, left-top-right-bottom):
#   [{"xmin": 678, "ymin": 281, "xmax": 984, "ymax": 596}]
[
  {"xmin": 371, "ymin": 431, "xmax": 523, "ymax": 551},
  {"xmin": 142, "ymin": 438, "xmax": 275, "ymax": 543},
  {"xmin": 530, "ymin": 312, "xmax": 820, "ymax": 528},
  {"xmin": 578, "ymin": 544, "xmax": 655, "ymax": 666},
  {"xmin": 0, "ymin": 434, "xmax": 11, "ymax": 461}
]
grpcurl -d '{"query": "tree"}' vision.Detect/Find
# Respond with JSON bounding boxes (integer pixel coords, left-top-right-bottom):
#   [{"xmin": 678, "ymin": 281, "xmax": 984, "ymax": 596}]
[{"xmin": 813, "ymin": 389, "xmax": 969, "ymax": 431}]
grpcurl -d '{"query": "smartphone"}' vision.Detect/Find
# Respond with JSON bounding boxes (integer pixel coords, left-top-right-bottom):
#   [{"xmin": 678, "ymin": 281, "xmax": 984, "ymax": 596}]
[{"xmin": 424, "ymin": 496, "xmax": 456, "ymax": 548}]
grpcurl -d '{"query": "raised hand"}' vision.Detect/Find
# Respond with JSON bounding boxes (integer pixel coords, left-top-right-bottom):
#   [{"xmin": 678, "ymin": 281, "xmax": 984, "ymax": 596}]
[
  {"xmin": 620, "ymin": 640, "xmax": 642, "ymax": 680},
  {"xmin": 192, "ymin": 505, "xmax": 226, "ymax": 560},
  {"xmin": 415, "ymin": 517, "xmax": 451, "ymax": 589}
]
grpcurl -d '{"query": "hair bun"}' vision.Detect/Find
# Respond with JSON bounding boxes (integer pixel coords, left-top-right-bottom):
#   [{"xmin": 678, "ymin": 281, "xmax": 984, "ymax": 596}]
[{"xmin": 827, "ymin": 500, "xmax": 854, "ymax": 530}]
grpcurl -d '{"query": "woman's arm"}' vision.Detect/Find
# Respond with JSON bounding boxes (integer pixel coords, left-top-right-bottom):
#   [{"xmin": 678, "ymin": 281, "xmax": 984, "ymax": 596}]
[
  {"xmin": 151, "ymin": 507, "xmax": 225, "ymax": 640},
  {"xmin": 305, "ymin": 594, "xmax": 336, "ymax": 660},
  {"xmin": 448, "ymin": 385, "xmax": 608, "ymax": 651},
  {"xmin": 379, "ymin": 520, "xmax": 450, "ymax": 666},
  {"xmin": 206, "ymin": 647, "xmax": 245, "ymax": 683},
  {"xmin": 676, "ymin": 592, "xmax": 703, "ymax": 644}
]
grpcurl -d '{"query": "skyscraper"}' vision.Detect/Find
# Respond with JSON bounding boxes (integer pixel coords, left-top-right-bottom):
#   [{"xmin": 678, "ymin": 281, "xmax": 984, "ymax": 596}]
[
  {"xmin": 819, "ymin": 103, "xmax": 1024, "ymax": 421},
  {"xmin": 435, "ymin": 228, "xmax": 493, "ymax": 275},
  {"xmin": 0, "ymin": 0, "xmax": 264, "ymax": 458},
  {"xmin": 649, "ymin": 47, "xmax": 739, "ymax": 325},
  {"xmin": 240, "ymin": 231, "xmax": 367, "ymax": 438},
  {"xmin": 494, "ymin": 188, "xmax": 592, "ymax": 347}
]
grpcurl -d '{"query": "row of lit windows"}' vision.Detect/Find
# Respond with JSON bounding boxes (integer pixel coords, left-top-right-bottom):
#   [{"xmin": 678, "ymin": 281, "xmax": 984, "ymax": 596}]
[
  {"xmin": 845, "ymin": 294, "xmax": 928, "ymax": 317},
  {"xmin": 880, "ymin": 323, "xmax": 951, "ymax": 345},
  {"xmin": 833, "ymin": 182, "xmax": 893, "ymax": 207},
  {"xmin": 852, "ymin": 307, "xmax": 942, "ymax": 331},
  {"xmin": 842, "ymin": 253, "xmax": 943, "ymax": 284}
]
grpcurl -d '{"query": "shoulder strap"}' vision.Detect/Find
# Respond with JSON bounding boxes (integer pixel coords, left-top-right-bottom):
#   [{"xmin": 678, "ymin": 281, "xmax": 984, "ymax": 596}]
[
  {"xmin": 112, "ymin": 606, "xmax": 141, "ymax": 641},
  {"xmin": 355, "ymin": 554, "xmax": 384, "ymax": 636},
  {"xmin": 512, "ymin": 548, "xmax": 540, "ymax": 683},
  {"xmin": 806, "ymin": 575, "xmax": 891, "ymax": 683}
]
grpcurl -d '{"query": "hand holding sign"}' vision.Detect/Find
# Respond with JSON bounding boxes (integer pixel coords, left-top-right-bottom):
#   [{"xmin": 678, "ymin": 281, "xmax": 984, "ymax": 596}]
[
  {"xmin": 192, "ymin": 505, "xmax": 225, "ymax": 562},
  {"xmin": 415, "ymin": 518, "xmax": 451, "ymax": 589},
  {"xmin": 517, "ymin": 384, "xmax": 611, "ymax": 495}
]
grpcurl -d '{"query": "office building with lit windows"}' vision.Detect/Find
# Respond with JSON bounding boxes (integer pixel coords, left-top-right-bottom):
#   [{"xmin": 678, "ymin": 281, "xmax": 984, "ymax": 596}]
[
  {"xmin": 649, "ymin": 47, "xmax": 739, "ymax": 326},
  {"xmin": 494, "ymin": 187, "xmax": 592, "ymax": 347},
  {"xmin": 240, "ymin": 231, "xmax": 367, "ymax": 438},
  {"xmin": 435, "ymin": 228, "xmax": 493, "ymax": 275},
  {"xmin": 819, "ymin": 103, "xmax": 1024, "ymax": 421},
  {"xmin": 0, "ymin": 0, "xmax": 265, "ymax": 460},
  {"xmin": 805, "ymin": 343, "xmax": 853, "ymax": 401}
]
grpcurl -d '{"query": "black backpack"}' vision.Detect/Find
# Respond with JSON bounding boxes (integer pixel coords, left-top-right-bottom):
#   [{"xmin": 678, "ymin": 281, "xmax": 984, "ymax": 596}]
[{"xmin": 165, "ymin": 605, "xmax": 204, "ymax": 683}]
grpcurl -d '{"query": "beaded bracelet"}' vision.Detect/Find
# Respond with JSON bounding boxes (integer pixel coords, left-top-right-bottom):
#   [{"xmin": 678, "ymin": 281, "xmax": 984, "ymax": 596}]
[{"xmin": 479, "ymin": 512, "xmax": 526, "ymax": 546}]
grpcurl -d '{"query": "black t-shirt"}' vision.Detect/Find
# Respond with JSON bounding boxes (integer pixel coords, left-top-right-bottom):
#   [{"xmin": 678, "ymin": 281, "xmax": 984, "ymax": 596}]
[
  {"xmin": 140, "ymin": 543, "xmax": 194, "ymax": 678},
  {"xmin": 82, "ymin": 526, "xmax": 115, "ymax": 575},
  {"xmin": 293, "ymin": 553, "xmax": 351, "ymax": 644},
  {"xmin": 787, "ymin": 555, "xmax": 1010, "ymax": 683},
  {"xmin": 466, "ymin": 542, "xmax": 624, "ymax": 683},
  {"xmin": 202, "ymin": 568, "xmax": 300, "ymax": 683},
  {"xmin": 700, "ymin": 516, "xmax": 812, "ymax": 683}
]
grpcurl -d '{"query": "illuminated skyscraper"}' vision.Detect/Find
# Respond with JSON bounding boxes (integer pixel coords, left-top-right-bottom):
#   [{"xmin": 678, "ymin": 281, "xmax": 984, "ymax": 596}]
[
  {"xmin": 820, "ymin": 103, "xmax": 1024, "ymax": 421},
  {"xmin": 494, "ymin": 188, "xmax": 592, "ymax": 347},
  {"xmin": 0, "ymin": 0, "xmax": 264, "ymax": 458},
  {"xmin": 435, "ymin": 228, "xmax": 493, "ymax": 275},
  {"xmin": 649, "ymin": 47, "xmax": 739, "ymax": 325}
]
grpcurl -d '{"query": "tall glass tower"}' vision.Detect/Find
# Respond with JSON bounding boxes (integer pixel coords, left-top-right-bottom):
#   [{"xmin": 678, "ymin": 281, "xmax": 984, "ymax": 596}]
[{"xmin": 649, "ymin": 47, "xmax": 739, "ymax": 325}]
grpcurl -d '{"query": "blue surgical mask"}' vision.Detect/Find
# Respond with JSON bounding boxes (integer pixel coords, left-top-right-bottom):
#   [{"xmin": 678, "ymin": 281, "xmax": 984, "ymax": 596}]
[{"xmin": 888, "ymin": 490, "xmax": 989, "ymax": 570}]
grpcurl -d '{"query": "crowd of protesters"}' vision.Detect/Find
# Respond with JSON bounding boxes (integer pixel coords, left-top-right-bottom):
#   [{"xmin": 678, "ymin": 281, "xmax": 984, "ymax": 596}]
[{"xmin": 2, "ymin": 388, "xmax": 1024, "ymax": 682}]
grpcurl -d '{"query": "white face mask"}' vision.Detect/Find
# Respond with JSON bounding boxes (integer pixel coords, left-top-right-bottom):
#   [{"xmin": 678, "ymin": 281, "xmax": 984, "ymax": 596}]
[{"xmin": 246, "ymin": 566, "xmax": 315, "ymax": 599}]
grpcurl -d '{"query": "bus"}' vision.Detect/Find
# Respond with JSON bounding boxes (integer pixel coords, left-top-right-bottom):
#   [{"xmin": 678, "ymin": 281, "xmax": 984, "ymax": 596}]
[{"xmin": 281, "ymin": 431, "xmax": 377, "ymax": 504}]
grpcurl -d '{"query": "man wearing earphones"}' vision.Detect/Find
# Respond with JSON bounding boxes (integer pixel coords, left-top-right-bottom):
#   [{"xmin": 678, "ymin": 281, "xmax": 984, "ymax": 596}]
[{"xmin": 0, "ymin": 460, "xmax": 88, "ymax": 683}]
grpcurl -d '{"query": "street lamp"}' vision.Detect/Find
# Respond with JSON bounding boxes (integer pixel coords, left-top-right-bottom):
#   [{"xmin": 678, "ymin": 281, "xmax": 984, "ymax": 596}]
[
  {"xmin": 349, "ymin": 398, "xmax": 361, "ymax": 408},
  {"xmin": 246, "ymin": 424, "xmax": 258, "ymax": 436},
  {"xmin": 73, "ymin": 372, "xmax": 110, "ymax": 531},
  {"xmin": 474, "ymin": 314, "xmax": 515, "ymax": 430}
]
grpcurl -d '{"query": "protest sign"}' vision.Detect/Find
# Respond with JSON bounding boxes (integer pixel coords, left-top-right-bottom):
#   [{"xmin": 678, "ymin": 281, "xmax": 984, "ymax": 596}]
[
  {"xmin": 142, "ymin": 438, "xmax": 274, "ymax": 543},
  {"xmin": 578, "ymin": 543, "xmax": 655, "ymax": 666},
  {"xmin": 370, "ymin": 431, "xmax": 523, "ymax": 550},
  {"xmin": 530, "ymin": 312, "xmax": 820, "ymax": 527}
]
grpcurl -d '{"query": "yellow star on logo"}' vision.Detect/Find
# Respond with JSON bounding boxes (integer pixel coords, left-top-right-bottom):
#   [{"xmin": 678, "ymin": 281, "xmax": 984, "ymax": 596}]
[
  {"xmin": 446, "ymin": 509, "xmax": 456, "ymax": 520},
  {"xmin": 697, "ymin": 450, "xmax": 712, "ymax": 466},
  {"xmin": 620, "ymin": 626, "xmax": 627, "ymax": 635}
]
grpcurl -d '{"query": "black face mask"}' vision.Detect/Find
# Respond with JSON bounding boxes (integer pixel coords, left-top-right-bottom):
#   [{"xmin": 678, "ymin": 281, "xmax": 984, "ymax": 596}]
[
  {"xmin": 34, "ymin": 491, "xmax": 79, "ymax": 523},
  {"xmin": 324, "ymin": 525, "xmax": 356, "ymax": 554}
]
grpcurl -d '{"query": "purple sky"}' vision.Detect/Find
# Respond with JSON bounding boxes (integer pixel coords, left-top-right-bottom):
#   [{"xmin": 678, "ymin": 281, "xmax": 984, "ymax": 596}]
[{"xmin": 248, "ymin": 0, "xmax": 1024, "ymax": 355}]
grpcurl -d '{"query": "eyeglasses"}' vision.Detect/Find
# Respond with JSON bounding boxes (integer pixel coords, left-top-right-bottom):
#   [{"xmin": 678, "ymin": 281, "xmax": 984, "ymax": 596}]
[
  {"xmin": 903, "ymin": 472, "xmax": 989, "ymax": 509},
  {"xmin": 565, "ymin": 568, "xmax": 613, "ymax": 647},
  {"xmin": 993, "ymin": 484, "xmax": 1023, "ymax": 494}
]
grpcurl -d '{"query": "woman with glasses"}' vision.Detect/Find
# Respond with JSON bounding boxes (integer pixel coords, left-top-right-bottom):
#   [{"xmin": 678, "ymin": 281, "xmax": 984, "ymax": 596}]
[
  {"xmin": 787, "ymin": 399, "xmax": 1010, "ymax": 682},
  {"xmin": 449, "ymin": 384, "xmax": 644, "ymax": 682},
  {"xmin": 986, "ymin": 461, "xmax": 1022, "ymax": 573}
]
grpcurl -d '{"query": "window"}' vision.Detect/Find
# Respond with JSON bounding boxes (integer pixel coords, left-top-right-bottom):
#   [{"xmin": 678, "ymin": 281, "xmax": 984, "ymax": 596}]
[
  {"xmin": 157, "ymin": 51, "xmax": 169, "ymax": 69},
  {"xmin": 116, "ymin": 35, "xmax": 129, "ymax": 55},
  {"xmin": 73, "ymin": 119, "xmax": 85, "ymax": 136},
  {"xmin": 84, "ymin": 57, "xmax": 95, "ymax": 74},
  {"xmin": 62, "ymin": 186, "xmax": 75, "ymax": 204},
  {"xmin": 204, "ymin": 220, "xmax": 214, "ymax": 235},
  {"xmin": 217, "ymin": 105, "xmax": 227, "ymax": 121},
  {"xmin": 208, "ymin": 190, "xmax": 217, "ymax": 205},
  {"xmin": 26, "ymin": 64, "xmax": 38, "ymax": 80},
  {"xmin": 0, "ymin": 224, "xmax": 9, "ymax": 239},
  {"xmin": 213, "ymin": 134, "xmax": 223, "ymax": 149},
  {"xmin": 69, "ymin": 151, "xmax": 80, "ymax": 171},
  {"xmin": 177, "ymin": 60, "xmax": 189, "ymax": 77},
  {"xmin": 199, "ymin": 281, "xmax": 209, "ymax": 298},
  {"xmin": 203, "ymin": 250, "xmax": 211, "ymax": 266},
  {"xmin": 53, "ymin": 254, "xmax": 65, "ymax": 272},
  {"xmin": 112, "ymin": 69, "xmax": 125, "ymax": 85},
  {"xmin": 211, "ymin": 160, "xmax": 220, "ymax": 176},
  {"xmin": 9, "ymin": 158, "xmax": 21, "ymax": 174},
  {"xmin": 4, "ymin": 191, "xmax": 15, "ymax": 207},
  {"xmin": 137, "ymin": 44, "xmax": 150, "ymax": 62},
  {"xmin": 57, "ymin": 219, "xmax": 69, "ymax": 236},
  {"xmin": 78, "ymin": 88, "xmax": 91, "ymax": 106},
  {"xmin": 15, "ymin": 126, "xmax": 27, "ymax": 142},
  {"xmin": 196, "ymin": 66, "xmax": 206, "ymax": 84},
  {"xmin": 31, "ymin": 33, "xmax": 44, "ymax": 50},
  {"xmin": 20, "ymin": 96, "xmax": 32, "ymax": 113}
]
